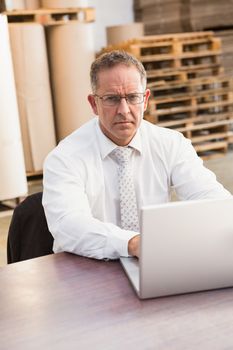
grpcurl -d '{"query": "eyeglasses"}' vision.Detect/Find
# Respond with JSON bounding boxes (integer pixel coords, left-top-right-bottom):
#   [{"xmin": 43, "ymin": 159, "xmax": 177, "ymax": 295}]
[{"xmin": 94, "ymin": 93, "xmax": 145, "ymax": 106}]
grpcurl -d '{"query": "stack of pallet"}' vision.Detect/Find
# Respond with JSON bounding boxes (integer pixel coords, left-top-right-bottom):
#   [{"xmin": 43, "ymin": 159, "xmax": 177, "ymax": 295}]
[
  {"xmin": 100, "ymin": 31, "xmax": 233, "ymax": 159},
  {"xmin": 214, "ymin": 30, "xmax": 233, "ymax": 78},
  {"xmin": 134, "ymin": 0, "xmax": 233, "ymax": 81}
]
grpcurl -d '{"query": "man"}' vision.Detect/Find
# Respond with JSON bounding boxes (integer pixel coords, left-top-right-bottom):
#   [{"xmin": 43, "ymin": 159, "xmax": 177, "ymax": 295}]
[{"xmin": 42, "ymin": 50, "xmax": 231, "ymax": 260}]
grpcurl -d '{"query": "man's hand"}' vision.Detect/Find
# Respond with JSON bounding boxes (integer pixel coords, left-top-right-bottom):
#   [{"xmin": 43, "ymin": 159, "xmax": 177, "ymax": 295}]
[{"xmin": 128, "ymin": 234, "xmax": 140, "ymax": 258}]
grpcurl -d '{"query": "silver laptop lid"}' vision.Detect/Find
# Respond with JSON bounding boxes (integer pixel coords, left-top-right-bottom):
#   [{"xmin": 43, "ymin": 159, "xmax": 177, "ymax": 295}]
[{"xmin": 139, "ymin": 197, "xmax": 233, "ymax": 299}]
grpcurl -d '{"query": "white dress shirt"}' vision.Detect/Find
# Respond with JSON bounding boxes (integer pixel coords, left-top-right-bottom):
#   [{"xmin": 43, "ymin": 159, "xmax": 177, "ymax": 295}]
[{"xmin": 42, "ymin": 117, "xmax": 231, "ymax": 259}]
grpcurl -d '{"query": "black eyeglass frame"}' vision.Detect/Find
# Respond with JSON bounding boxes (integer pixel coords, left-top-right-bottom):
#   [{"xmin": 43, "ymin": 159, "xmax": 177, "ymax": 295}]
[{"xmin": 94, "ymin": 92, "xmax": 146, "ymax": 106}]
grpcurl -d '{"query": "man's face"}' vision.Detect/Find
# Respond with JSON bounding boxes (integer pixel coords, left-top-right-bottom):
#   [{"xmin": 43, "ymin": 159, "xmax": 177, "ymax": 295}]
[{"xmin": 88, "ymin": 64, "xmax": 150, "ymax": 146}]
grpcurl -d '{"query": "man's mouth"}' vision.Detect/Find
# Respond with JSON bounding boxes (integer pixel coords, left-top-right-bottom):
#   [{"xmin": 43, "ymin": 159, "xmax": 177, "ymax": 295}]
[{"xmin": 115, "ymin": 120, "xmax": 132, "ymax": 124}]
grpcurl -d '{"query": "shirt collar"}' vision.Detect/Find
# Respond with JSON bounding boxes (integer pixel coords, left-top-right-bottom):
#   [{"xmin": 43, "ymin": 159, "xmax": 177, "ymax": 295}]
[{"xmin": 95, "ymin": 118, "xmax": 143, "ymax": 159}]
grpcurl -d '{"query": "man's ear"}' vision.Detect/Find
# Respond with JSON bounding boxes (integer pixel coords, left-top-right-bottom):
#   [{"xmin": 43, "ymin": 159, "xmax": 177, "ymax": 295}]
[
  {"xmin": 143, "ymin": 89, "xmax": 151, "ymax": 112},
  {"xmin": 88, "ymin": 94, "xmax": 98, "ymax": 115}
]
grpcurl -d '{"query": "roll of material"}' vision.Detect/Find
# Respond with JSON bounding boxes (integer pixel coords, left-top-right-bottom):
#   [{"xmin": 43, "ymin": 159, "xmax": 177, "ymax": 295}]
[
  {"xmin": 41, "ymin": 0, "xmax": 88, "ymax": 8},
  {"xmin": 106, "ymin": 22, "xmax": 144, "ymax": 46},
  {"xmin": 0, "ymin": 15, "xmax": 27, "ymax": 200},
  {"xmin": 24, "ymin": 0, "xmax": 41, "ymax": 9},
  {"xmin": 3, "ymin": 0, "xmax": 25, "ymax": 10},
  {"xmin": 46, "ymin": 23, "xmax": 95, "ymax": 141},
  {"xmin": 3, "ymin": 0, "xmax": 40, "ymax": 10},
  {"xmin": 9, "ymin": 23, "xmax": 57, "ymax": 172}
]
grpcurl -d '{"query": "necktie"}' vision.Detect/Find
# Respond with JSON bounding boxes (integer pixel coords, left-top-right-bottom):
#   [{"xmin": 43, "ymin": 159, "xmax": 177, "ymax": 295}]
[{"xmin": 113, "ymin": 147, "xmax": 139, "ymax": 232}]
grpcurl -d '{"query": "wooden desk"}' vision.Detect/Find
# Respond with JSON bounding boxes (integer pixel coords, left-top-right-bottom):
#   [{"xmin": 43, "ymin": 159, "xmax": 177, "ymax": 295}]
[{"xmin": 1, "ymin": 253, "xmax": 233, "ymax": 349}]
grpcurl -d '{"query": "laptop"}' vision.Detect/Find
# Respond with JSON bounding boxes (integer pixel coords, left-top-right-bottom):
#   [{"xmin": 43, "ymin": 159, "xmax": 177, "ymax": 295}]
[{"xmin": 120, "ymin": 197, "xmax": 233, "ymax": 299}]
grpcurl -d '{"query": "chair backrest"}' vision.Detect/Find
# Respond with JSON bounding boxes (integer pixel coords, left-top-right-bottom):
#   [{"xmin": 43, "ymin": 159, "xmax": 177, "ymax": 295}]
[{"xmin": 7, "ymin": 192, "xmax": 54, "ymax": 263}]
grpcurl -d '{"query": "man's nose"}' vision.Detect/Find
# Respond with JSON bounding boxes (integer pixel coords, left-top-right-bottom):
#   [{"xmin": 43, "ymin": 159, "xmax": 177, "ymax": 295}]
[{"xmin": 116, "ymin": 97, "xmax": 130, "ymax": 114}]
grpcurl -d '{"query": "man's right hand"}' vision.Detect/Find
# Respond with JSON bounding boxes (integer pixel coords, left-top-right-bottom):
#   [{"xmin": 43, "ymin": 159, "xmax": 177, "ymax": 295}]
[{"xmin": 128, "ymin": 234, "xmax": 140, "ymax": 258}]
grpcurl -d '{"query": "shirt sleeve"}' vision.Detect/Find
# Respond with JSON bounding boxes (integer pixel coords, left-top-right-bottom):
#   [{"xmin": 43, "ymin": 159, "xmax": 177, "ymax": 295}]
[
  {"xmin": 42, "ymin": 151, "xmax": 137, "ymax": 260},
  {"xmin": 170, "ymin": 134, "xmax": 232, "ymax": 200}
]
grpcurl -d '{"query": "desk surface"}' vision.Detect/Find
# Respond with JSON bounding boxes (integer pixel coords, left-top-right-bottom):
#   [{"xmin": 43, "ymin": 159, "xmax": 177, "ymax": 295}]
[{"xmin": 1, "ymin": 253, "xmax": 233, "ymax": 349}]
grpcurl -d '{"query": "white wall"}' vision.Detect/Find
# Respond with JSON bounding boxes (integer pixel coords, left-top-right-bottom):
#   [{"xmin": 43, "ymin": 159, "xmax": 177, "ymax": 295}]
[{"xmin": 88, "ymin": 0, "xmax": 134, "ymax": 52}]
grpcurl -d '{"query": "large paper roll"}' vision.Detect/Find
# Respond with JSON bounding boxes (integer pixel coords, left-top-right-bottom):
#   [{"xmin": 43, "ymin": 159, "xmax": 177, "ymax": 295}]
[
  {"xmin": 0, "ymin": 15, "xmax": 27, "ymax": 201},
  {"xmin": 9, "ymin": 23, "xmax": 57, "ymax": 172},
  {"xmin": 41, "ymin": 0, "xmax": 88, "ymax": 8},
  {"xmin": 24, "ymin": 0, "xmax": 41, "ymax": 9},
  {"xmin": 3, "ymin": 0, "xmax": 25, "ymax": 10},
  {"xmin": 46, "ymin": 23, "xmax": 95, "ymax": 141},
  {"xmin": 106, "ymin": 23, "xmax": 144, "ymax": 46}
]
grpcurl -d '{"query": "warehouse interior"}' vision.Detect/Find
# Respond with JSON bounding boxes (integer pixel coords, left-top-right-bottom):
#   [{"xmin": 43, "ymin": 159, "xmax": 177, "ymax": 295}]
[
  {"xmin": 2, "ymin": 1, "xmax": 233, "ymax": 348},
  {"xmin": 0, "ymin": 0, "xmax": 233, "ymax": 267}
]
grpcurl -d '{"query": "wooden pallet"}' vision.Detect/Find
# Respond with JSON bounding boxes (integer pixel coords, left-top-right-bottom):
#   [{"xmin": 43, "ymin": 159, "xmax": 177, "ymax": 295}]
[
  {"xmin": 140, "ymin": 49, "xmax": 221, "ymax": 63},
  {"xmin": 145, "ymin": 112, "xmax": 233, "ymax": 129},
  {"xmin": 148, "ymin": 74, "xmax": 232, "ymax": 90},
  {"xmin": 148, "ymin": 91, "xmax": 233, "ymax": 122},
  {"xmin": 176, "ymin": 119, "xmax": 233, "ymax": 139},
  {"xmin": 145, "ymin": 109, "xmax": 233, "ymax": 125},
  {"xmin": 99, "ymin": 32, "xmax": 221, "ymax": 60},
  {"xmin": 147, "ymin": 70, "xmax": 187, "ymax": 87},
  {"xmin": 151, "ymin": 90, "xmax": 233, "ymax": 106},
  {"xmin": 196, "ymin": 142, "xmax": 228, "ymax": 160},
  {"xmin": 150, "ymin": 78, "xmax": 233, "ymax": 101},
  {"xmin": 142, "ymin": 53, "xmax": 221, "ymax": 73},
  {"xmin": 98, "ymin": 31, "xmax": 218, "ymax": 54},
  {"xmin": 146, "ymin": 64, "xmax": 223, "ymax": 76},
  {"xmin": 4, "ymin": 7, "xmax": 95, "ymax": 25},
  {"xmin": 105, "ymin": 31, "xmax": 216, "ymax": 48},
  {"xmin": 133, "ymin": 31, "xmax": 216, "ymax": 43},
  {"xmin": 129, "ymin": 37, "xmax": 221, "ymax": 61},
  {"xmin": 144, "ymin": 115, "xmax": 232, "ymax": 159},
  {"xmin": 228, "ymin": 133, "xmax": 233, "ymax": 144},
  {"xmin": 26, "ymin": 170, "xmax": 43, "ymax": 178},
  {"xmin": 146, "ymin": 66, "xmax": 224, "ymax": 86},
  {"xmin": 0, "ymin": 201, "xmax": 15, "ymax": 212},
  {"xmin": 193, "ymin": 124, "xmax": 233, "ymax": 159}
]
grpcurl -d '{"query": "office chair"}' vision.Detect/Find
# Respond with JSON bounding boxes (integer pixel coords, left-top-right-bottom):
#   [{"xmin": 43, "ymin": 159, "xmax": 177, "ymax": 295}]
[{"xmin": 7, "ymin": 192, "xmax": 54, "ymax": 264}]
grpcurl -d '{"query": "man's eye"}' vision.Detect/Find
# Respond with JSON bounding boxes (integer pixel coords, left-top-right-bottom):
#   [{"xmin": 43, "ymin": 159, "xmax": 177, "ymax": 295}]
[
  {"xmin": 128, "ymin": 94, "xmax": 139, "ymax": 102},
  {"xmin": 104, "ymin": 95, "xmax": 119, "ymax": 102}
]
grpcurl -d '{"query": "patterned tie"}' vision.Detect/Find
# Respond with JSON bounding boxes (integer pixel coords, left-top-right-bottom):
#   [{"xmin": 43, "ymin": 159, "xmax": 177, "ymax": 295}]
[{"xmin": 113, "ymin": 147, "xmax": 139, "ymax": 232}]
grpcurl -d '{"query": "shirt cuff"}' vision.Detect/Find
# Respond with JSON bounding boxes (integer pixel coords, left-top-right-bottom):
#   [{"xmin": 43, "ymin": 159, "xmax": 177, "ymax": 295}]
[{"xmin": 114, "ymin": 229, "xmax": 140, "ymax": 257}]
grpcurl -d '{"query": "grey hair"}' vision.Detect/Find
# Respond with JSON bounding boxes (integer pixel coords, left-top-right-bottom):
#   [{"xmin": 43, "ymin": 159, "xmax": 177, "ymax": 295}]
[{"xmin": 90, "ymin": 50, "xmax": 147, "ymax": 93}]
